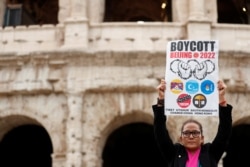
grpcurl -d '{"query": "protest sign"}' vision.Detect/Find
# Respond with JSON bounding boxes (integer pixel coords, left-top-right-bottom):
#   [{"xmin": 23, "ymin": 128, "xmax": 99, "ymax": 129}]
[{"xmin": 165, "ymin": 40, "xmax": 219, "ymax": 116}]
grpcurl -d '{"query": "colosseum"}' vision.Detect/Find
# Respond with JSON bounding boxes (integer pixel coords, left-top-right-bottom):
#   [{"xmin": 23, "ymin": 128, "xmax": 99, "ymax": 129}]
[{"xmin": 0, "ymin": 0, "xmax": 249, "ymax": 167}]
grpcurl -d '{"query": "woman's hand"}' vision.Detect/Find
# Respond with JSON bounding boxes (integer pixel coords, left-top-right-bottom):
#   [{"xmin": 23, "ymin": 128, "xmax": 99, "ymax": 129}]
[
  {"xmin": 217, "ymin": 80, "xmax": 227, "ymax": 106},
  {"xmin": 157, "ymin": 79, "xmax": 166, "ymax": 100}
]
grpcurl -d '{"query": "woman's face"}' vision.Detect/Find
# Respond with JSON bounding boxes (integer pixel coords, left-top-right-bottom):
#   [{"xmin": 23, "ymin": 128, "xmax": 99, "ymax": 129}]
[{"xmin": 179, "ymin": 122, "xmax": 204, "ymax": 152}]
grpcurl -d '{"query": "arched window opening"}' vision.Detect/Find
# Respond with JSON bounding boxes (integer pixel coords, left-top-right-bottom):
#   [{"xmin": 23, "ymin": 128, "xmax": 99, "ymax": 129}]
[
  {"xmin": 3, "ymin": 0, "xmax": 58, "ymax": 27},
  {"xmin": 217, "ymin": 0, "xmax": 250, "ymax": 24},
  {"xmin": 0, "ymin": 124, "xmax": 53, "ymax": 167},
  {"xmin": 223, "ymin": 124, "xmax": 250, "ymax": 166},
  {"xmin": 102, "ymin": 123, "xmax": 167, "ymax": 167},
  {"xmin": 104, "ymin": 0, "xmax": 172, "ymax": 22}
]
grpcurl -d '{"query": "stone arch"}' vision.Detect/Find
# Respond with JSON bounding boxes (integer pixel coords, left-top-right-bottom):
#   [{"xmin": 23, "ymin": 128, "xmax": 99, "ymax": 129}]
[
  {"xmin": 0, "ymin": 115, "xmax": 53, "ymax": 167},
  {"xmin": 98, "ymin": 111, "xmax": 167, "ymax": 167},
  {"xmin": 233, "ymin": 116, "xmax": 250, "ymax": 126},
  {"xmin": 99, "ymin": 111, "xmax": 153, "ymax": 150},
  {"xmin": 0, "ymin": 114, "xmax": 41, "ymax": 141},
  {"xmin": 3, "ymin": 0, "xmax": 58, "ymax": 26},
  {"xmin": 223, "ymin": 116, "xmax": 250, "ymax": 166},
  {"xmin": 217, "ymin": 0, "xmax": 249, "ymax": 24},
  {"xmin": 103, "ymin": 0, "xmax": 172, "ymax": 22}
]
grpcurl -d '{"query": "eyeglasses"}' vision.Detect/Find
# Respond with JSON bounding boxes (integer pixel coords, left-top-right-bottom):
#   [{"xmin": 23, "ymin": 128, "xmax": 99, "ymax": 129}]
[{"xmin": 182, "ymin": 130, "xmax": 201, "ymax": 138}]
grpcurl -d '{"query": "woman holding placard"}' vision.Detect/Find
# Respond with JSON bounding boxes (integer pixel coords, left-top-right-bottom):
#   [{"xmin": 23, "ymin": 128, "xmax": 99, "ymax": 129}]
[{"xmin": 152, "ymin": 79, "xmax": 233, "ymax": 167}]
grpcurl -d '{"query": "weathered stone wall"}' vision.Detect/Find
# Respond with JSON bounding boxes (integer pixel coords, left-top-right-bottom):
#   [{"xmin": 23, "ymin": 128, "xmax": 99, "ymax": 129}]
[
  {"xmin": 0, "ymin": 0, "xmax": 250, "ymax": 167},
  {"xmin": 0, "ymin": 50, "xmax": 249, "ymax": 167}
]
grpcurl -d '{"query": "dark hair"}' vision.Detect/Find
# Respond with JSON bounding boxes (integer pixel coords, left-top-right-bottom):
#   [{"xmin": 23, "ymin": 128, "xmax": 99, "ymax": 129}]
[{"xmin": 181, "ymin": 119, "xmax": 203, "ymax": 135}]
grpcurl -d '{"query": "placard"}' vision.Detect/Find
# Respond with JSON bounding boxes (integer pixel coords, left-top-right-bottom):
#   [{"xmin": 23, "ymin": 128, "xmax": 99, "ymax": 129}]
[{"xmin": 165, "ymin": 40, "xmax": 219, "ymax": 116}]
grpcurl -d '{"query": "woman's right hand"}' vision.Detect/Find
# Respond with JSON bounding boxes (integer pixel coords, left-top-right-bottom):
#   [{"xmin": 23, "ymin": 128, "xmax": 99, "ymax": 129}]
[{"xmin": 157, "ymin": 79, "xmax": 166, "ymax": 100}]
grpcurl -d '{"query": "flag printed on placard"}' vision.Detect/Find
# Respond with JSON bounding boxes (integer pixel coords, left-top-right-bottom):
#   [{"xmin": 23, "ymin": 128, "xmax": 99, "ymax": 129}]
[{"xmin": 164, "ymin": 40, "xmax": 219, "ymax": 116}]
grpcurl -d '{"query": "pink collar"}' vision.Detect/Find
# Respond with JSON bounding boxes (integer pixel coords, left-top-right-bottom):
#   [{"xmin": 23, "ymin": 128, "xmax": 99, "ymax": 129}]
[{"xmin": 186, "ymin": 148, "xmax": 201, "ymax": 167}]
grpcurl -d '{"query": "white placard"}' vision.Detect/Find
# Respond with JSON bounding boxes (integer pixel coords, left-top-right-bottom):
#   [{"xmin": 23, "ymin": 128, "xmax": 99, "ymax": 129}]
[{"xmin": 165, "ymin": 40, "xmax": 219, "ymax": 116}]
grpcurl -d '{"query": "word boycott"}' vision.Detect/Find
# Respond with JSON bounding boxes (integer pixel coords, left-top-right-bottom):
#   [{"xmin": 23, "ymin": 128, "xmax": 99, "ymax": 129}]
[{"xmin": 170, "ymin": 41, "xmax": 216, "ymax": 52}]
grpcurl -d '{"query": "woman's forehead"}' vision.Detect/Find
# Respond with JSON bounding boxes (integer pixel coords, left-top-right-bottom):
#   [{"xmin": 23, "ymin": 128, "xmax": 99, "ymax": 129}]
[{"xmin": 183, "ymin": 122, "xmax": 200, "ymax": 130}]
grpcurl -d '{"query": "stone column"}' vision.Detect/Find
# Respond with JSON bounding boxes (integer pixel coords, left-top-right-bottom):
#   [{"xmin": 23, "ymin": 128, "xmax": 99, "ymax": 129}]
[
  {"xmin": 188, "ymin": 0, "xmax": 207, "ymax": 21},
  {"xmin": 66, "ymin": 94, "xmax": 83, "ymax": 167},
  {"xmin": 88, "ymin": 0, "xmax": 105, "ymax": 23},
  {"xmin": 70, "ymin": 0, "xmax": 86, "ymax": 17},
  {"xmin": 62, "ymin": 0, "xmax": 89, "ymax": 49},
  {"xmin": 172, "ymin": 0, "xmax": 189, "ymax": 22},
  {"xmin": 187, "ymin": 0, "xmax": 211, "ymax": 40},
  {"xmin": 206, "ymin": 0, "xmax": 218, "ymax": 23}
]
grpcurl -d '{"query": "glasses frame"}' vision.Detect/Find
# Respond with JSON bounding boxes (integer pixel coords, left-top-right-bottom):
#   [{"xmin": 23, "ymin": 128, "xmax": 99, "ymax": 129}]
[{"xmin": 181, "ymin": 130, "xmax": 201, "ymax": 138}]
